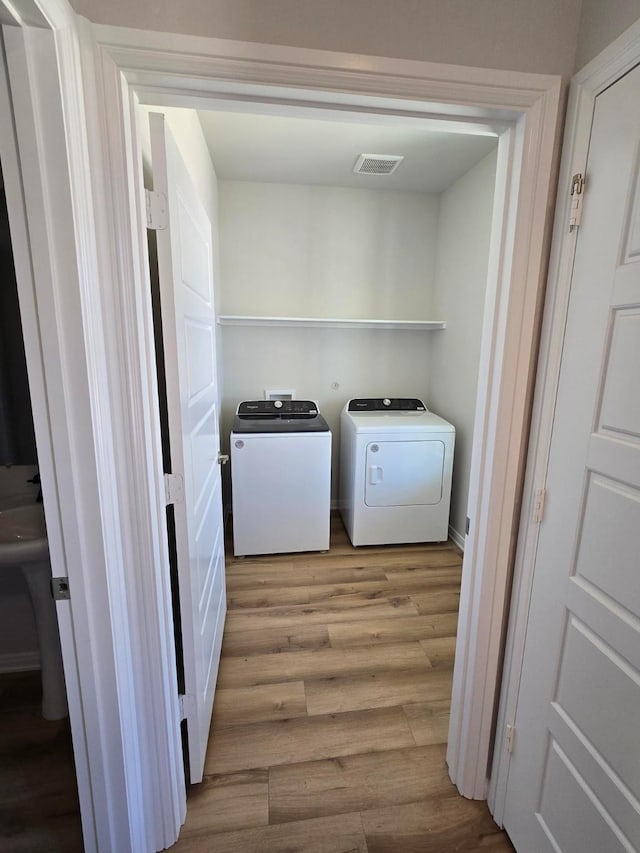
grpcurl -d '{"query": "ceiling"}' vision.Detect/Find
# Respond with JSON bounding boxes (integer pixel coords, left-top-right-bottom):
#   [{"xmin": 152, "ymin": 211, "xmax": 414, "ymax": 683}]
[{"xmin": 197, "ymin": 109, "xmax": 498, "ymax": 194}]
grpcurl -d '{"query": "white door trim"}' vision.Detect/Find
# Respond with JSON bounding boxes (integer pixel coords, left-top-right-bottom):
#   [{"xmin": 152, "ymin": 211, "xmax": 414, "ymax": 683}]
[
  {"xmin": 489, "ymin": 16, "xmax": 640, "ymax": 826},
  {"xmin": 79, "ymin": 19, "xmax": 562, "ymax": 822},
  {"xmin": 3, "ymin": 2, "xmax": 199, "ymax": 850},
  {"xmin": 1, "ymin": 4, "xmax": 130, "ymax": 851}
]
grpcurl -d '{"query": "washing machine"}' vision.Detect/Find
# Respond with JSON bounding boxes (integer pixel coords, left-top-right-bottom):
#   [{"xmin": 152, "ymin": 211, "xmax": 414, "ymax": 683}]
[
  {"xmin": 231, "ymin": 400, "xmax": 331, "ymax": 556},
  {"xmin": 340, "ymin": 397, "xmax": 455, "ymax": 546}
]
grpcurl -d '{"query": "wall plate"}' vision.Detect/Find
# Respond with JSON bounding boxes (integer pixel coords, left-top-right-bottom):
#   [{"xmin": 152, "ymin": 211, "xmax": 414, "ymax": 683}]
[{"xmin": 264, "ymin": 389, "xmax": 296, "ymax": 400}]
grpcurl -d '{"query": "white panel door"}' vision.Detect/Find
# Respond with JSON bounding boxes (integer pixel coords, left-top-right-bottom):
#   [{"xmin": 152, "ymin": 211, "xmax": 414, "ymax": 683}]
[
  {"xmin": 364, "ymin": 441, "xmax": 445, "ymax": 507},
  {"xmin": 150, "ymin": 113, "xmax": 226, "ymax": 784},
  {"xmin": 503, "ymin": 66, "xmax": 640, "ymax": 850}
]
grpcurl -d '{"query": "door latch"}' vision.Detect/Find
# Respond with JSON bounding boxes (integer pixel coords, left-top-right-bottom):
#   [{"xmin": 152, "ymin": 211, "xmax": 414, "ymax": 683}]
[{"xmin": 51, "ymin": 577, "xmax": 70, "ymax": 600}]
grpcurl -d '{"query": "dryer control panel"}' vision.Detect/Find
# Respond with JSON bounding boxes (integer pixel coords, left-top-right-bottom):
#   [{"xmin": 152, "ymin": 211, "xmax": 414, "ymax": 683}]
[{"xmin": 348, "ymin": 398, "xmax": 426, "ymax": 412}]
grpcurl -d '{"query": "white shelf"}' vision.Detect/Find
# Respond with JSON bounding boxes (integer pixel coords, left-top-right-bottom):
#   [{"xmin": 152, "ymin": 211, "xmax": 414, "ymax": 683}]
[{"xmin": 216, "ymin": 315, "xmax": 446, "ymax": 331}]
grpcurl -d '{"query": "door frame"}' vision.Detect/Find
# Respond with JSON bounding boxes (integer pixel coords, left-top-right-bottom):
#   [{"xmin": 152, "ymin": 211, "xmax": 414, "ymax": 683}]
[
  {"xmin": 0, "ymin": 2, "xmax": 148, "ymax": 851},
  {"xmin": 489, "ymin": 16, "xmax": 640, "ymax": 825},
  {"xmin": 77, "ymin": 17, "xmax": 562, "ymax": 823}
]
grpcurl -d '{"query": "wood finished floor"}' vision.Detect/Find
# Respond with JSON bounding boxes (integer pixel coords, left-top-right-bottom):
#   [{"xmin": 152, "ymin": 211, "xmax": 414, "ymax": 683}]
[
  {"xmin": 0, "ymin": 671, "xmax": 82, "ymax": 853},
  {"xmin": 172, "ymin": 515, "xmax": 515, "ymax": 852}
]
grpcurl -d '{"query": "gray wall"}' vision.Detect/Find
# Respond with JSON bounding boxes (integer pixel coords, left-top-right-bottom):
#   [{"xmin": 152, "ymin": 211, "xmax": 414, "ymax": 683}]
[
  {"xmin": 72, "ymin": 0, "xmax": 582, "ymax": 78},
  {"xmin": 72, "ymin": 0, "xmax": 640, "ymax": 83},
  {"xmin": 575, "ymin": 0, "xmax": 640, "ymax": 69}
]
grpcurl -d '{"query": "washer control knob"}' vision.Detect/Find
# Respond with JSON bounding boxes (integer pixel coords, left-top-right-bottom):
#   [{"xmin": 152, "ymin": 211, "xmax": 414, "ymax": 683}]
[
  {"xmin": 383, "ymin": 398, "xmax": 392, "ymax": 407},
  {"xmin": 274, "ymin": 400, "xmax": 283, "ymax": 408}
]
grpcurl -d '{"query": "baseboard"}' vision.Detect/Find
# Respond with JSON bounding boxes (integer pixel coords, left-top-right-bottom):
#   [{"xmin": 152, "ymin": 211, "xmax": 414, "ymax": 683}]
[
  {"xmin": 449, "ymin": 525, "xmax": 465, "ymax": 552},
  {"xmin": 0, "ymin": 650, "xmax": 40, "ymax": 673}
]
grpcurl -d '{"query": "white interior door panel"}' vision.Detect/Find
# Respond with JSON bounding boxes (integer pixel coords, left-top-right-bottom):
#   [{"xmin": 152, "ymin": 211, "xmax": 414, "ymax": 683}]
[
  {"xmin": 503, "ymin": 63, "xmax": 640, "ymax": 852},
  {"xmin": 150, "ymin": 113, "xmax": 226, "ymax": 784}
]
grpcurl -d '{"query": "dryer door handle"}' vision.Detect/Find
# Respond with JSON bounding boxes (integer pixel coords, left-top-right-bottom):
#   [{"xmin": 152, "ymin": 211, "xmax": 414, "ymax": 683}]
[{"xmin": 369, "ymin": 465, "xmax": 383, "ymax": 485}]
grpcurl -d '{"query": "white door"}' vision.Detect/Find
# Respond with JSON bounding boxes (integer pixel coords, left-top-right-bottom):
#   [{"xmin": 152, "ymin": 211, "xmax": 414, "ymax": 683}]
[
  {"xmin": 502, "ymin": 66, "xmax": 640, "ymax": 851},
  {"xmin": 150, "ymin": 113, "xmax": 226, "ymax": 784}
]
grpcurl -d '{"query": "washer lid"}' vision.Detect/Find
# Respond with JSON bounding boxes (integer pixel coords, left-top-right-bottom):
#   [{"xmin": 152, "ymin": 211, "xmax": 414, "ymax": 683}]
[
  {"xmin": 237, "ymin": 400, "xmax": 319, "ymax": 417},
  {"xmin": 233, "ymin": 400, "xmax": 330, "ymax": 433}
]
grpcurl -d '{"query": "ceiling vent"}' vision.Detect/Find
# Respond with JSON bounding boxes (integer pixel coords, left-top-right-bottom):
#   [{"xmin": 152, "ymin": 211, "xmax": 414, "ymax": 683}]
[{"xmin": 353, "ymin": 153, "xmax": 404, "ymax": 176}]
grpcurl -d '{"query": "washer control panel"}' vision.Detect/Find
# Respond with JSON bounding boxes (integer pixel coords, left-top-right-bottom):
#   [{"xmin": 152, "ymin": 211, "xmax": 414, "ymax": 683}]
[
  {"xmin": 237, "ymin": 400, "xmax": 319, "ymax": 418},
  {"xmin": 348, "ymin": 398, "xmax": 426, "ymax": 412}
]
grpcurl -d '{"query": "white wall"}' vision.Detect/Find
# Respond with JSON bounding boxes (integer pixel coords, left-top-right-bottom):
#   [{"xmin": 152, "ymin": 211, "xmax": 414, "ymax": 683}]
[
  {"xmin": 575, "ymin": 0, "xmax": 640, "ymax": 69},
  {"xmin": 72, "ymin": 0, "xmax": 582, "ymax": 78},
  {"xmin": 218, "ymin": 181, "xmax": 438, "ymax": 498},
  {"xmin": 219, "ymin": 182, "xmax": 437, "ymax": 319},
  {"xmin": 222, "ymin": 325, "xmax": 433, "ymax": 500},
  {"xmin": 428, "ymin": 149, "xmax": 498, "ymax": 540}
]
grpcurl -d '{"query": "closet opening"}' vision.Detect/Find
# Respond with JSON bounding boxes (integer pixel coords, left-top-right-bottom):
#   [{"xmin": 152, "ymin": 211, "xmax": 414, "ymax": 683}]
[{"xmin": 136, "ymin": 98, "xmax": 514, "ymax": 848}]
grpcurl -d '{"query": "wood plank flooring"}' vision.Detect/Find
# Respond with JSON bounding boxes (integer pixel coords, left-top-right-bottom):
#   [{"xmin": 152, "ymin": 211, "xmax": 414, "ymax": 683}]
[
  {"xmin": 0, "ymin": 671, "xmax": 82, "ymax": 852},
  {"xmin": 173, "ymin": 514, "xmax": 514, "ymax": 852}
]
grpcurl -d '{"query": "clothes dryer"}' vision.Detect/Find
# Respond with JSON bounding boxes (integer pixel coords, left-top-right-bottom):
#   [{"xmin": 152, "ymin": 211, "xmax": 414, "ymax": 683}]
[{"xmin": 340, "ymin": 397, "xmax": 454, "ymax": 546}]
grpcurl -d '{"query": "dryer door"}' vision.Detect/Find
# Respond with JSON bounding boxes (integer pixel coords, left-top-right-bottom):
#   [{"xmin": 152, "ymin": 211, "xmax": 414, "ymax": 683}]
[{"xmin": 365, "ymin": 440, "xmax": 445, "ymax": 507}]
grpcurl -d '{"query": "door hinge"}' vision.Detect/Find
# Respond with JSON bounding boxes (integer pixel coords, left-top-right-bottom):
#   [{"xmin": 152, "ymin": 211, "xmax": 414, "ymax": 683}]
[
  {"xmin": 505, "ymin": 723, "xmax": 515, "ymax": 754},
  {"xmin": 533, "ymin": 487, "xmax": 546, "ymax": 524},
  {"xmin": 145, "ymin": 189, "xmax": 168, "ymax": 230},
  {"xmin": 164, "ymin": 472, "xmax": 184, "ymax": 506},
  {"xmin": 465, "ymin": 516, "xmax": 470, "ymax": 535},
  {"xmin": 217, "ymin": 452, "xmax": 229, "ymax": 466},
  {"xmin": 178, "ymin": 693, "xmax": 195, "ymax": 722},
  {"xmin": 569, "ymin": 173, "xmax": 584, "ymax": 232},
  {"xmin": 51, "ymin": 577, "xmax": 70, "ymax": 600}
]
